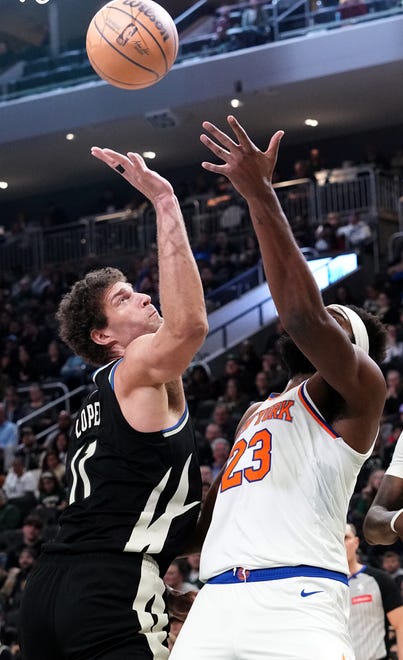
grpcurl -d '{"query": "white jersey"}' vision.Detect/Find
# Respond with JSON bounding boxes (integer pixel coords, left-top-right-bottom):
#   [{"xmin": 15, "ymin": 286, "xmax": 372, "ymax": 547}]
[
  {"xmin": 385, "ymin": 430, "xmax": 403, "ymax": 478},
  {"xmin": 200, "ymin": 381, "xmax": 374, "ymax": 582}
]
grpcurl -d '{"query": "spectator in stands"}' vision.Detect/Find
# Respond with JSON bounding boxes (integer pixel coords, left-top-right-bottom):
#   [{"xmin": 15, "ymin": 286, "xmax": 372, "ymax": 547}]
[
  {"xmin": 252, "ymin": 370, "xmax": 271, "ymax": 400},
  {"xmin": 200, "ymin": 419, "xmax": 220, "ymax": 443},
  {"xmin": 14, "ymin": 427, "xmax": 40, "ymax": 472},
  {"xmin": 217, "ymin": 352, "xmax": 250, "ymax": 395},
  {"xmin": 382, "ymin": 323, "xmax": 403, "ymax": 370},
  {"xmin": 241, "ymin": 0, "xmax": 268, "ymax": 36},
  {"xmin": 333, "ymin": 284, "xmax": 358, "ymax": 307},
  {"xmin": 387, "ymin": 250, "xmax": 403, "ymax": 287},
  {"xmin": 42, "ymin": 410, "xmax": 72, "ymax": 449},
  {"xmin": 192, "ymin": 231, "xmax": 213, "ymax": 266},
  {"xmin": 209, "ymin": 402, "xmax": 238, "ymax": 442},
  {"xmin": 0, "ymin": 405, "xmax": 18, "ymax": 471},
  {"xmin": 19, "ymin": 317, "xmax": 50, "ymax": 357},
  {"xmin": 1, "ymin": 547, "xmax": 36, "ymax": 630},
  {"xmin": 14, "ymin": 345, "xmax": 38, "ymax": 385},
  {"xmin": 349, "ymin": 467, "xmax": 385, "ymax": 538},
  {"xmin": 199, "ymin": 265, "xmax": 220, "ymax": 303},
  {"xmin": 381, "ymin": 550, "xmax": 403, "ymax": 584},
  {"xmin": 345, "ymin": 522, "xmax": 403, "ymax": 660},
  {"xmin": 35, "ymin": 471, "xmax": 67, "ymax": 523},
  {"xmin": 307, "ymin": 147, "xmax": 325, "ymax": 175},
  {"xmin": 40, "ymin": 450, "xmax": 65, "ymax": 486},
  {"xmin": 200, "ymin": 464, "xmax": 213, "ymax": 485},
  {"xmin": 237, "ymin": 339, "xmax": 262, "ymax": 380},
  {"xmin": 184, "ymin": 363, "xmax": 214, "ymax": 416},
  {"xmin": 338, "ymin": 0, "xmax": 368, "ymax": 19},
  {"xmin": 5, "ymin": 515, "xmax": 43, "ymax": 570},
  {"xmin": 2, "ymin": 387, "xmax": 23, "ymax": 425},
  {"xmin": 217, "ymin": 377, "xmax": 250, "ymax": 423},
  {"xmin": 314, "ymin": 221, "xmax": 339, "ymax": 253},
  {"xmin": 200, "ymin": 465, "xmax": 213, "ymax": 508},
  {"xmin": 382, "ymin": 422, "xmax": 403, "ymax": 469},
  {"xmin": 37, "ymin": 340, "xmax": 65, "ymax": 381},
  {"xmin": 383, "ymin": 368, "xmax": 403, "ymax": 425},
  {"xmin": 238, "ymin": 234, "xmax": 260, "ymax": 269},
  {"xmin": 336, "ymin": 211, "xmax": 373, "ymax": 251},
  {"xmin": 210, "ymin": 437, "xmax": 231, "ymax": 479},
  {"xmin": 290, "ymin": 214, "xmax": 315, "ymax": 249},
  {"xmin": 210, "ymin": 231, "xmax": 239, "ymax": 282},
  {"xmin": 214, "ymin": 6, "xmax": 232, "ymax": 50},
  {"xmin": 50, "ymin": 431, "xmax": 69, "ymax": 465},
  {"xmin": 59, "ymin": 352, "xmax": 91, "ymax": 390},
  {"xmin": 20, "ymin": 383, "xmax": 55, "ymax": 435},
  {"xmin": 362, "ymin": 282, "xmax": 382, "ymax": 316},
  {"xmin": 2, "ymin": 457, "xmax": 36, "ymax": 505},
  {"xmin": 0, "ymin": 490, "xmax": 21, "ymax": 532}
]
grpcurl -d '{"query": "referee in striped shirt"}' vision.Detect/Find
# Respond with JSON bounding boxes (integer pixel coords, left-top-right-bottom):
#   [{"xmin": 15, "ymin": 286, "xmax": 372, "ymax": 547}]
[{"xmin": 345, "ymin": 523, "xmax": 403, "ymax": 660}]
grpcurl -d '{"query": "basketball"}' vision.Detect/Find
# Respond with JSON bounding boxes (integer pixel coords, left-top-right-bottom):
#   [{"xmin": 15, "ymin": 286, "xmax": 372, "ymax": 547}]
[{"xmin": 86, "ymin": 0, "xmax": 179, "ymax": 90}]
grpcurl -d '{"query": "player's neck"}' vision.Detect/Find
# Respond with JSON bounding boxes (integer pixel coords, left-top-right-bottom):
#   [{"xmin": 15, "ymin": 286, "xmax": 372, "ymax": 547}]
[
  {"xmin": 348, "ymin": 559, "xmax": 363, "ymax": 577},
  {"xmin": 283, "ymin": 374, "xmax": 312, "ymax": 392}
]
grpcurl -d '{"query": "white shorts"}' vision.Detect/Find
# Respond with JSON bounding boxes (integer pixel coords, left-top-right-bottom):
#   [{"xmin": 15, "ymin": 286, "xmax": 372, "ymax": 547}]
[{"xmin": 170, "ymin": 575, "xmax": 354, "ymax": 660}]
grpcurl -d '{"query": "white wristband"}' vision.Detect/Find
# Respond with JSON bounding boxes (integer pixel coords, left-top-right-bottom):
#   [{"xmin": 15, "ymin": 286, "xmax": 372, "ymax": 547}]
[{"xmin": 390, "ymin": 509, "xmax": 403, "ymax": 533}]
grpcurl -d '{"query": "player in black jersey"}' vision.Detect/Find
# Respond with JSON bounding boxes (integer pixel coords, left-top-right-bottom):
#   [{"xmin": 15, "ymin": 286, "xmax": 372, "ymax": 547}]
[{"xmin": 19, "ymin": 150, "xmax": 209, "ymax": 660}]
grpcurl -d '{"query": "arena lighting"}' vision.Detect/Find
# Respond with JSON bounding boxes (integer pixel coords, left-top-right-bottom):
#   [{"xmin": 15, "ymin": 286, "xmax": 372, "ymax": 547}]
[
  {"xmin": 0, "ymin": 182, "xmax": 8, "ymax": 190},
  {"xmin": 230, "ymin": 98, "xmax": 243, "ymax": 108},
  {"xmin": 66, "ymin": 133, "xmax": 75, "ymax": 141},
  {"xmin": 142, "ymin": 151, "xmax": 156, "ymax": 159},
  {"xmin": 305, "ymin": 118, "xmax": 319, "ymax": 127}
]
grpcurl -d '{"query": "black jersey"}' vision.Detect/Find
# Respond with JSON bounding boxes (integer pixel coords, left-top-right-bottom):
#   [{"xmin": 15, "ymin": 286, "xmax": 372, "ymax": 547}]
[{"xmin": 49, "ymin": 359, "xmax": 202, "ymax": 574}]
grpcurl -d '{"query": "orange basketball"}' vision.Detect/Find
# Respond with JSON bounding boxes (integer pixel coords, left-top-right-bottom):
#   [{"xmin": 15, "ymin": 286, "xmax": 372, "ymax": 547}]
[{"xmin": 86, "ymin": 0, "xmax": 179, "ymax": 90}]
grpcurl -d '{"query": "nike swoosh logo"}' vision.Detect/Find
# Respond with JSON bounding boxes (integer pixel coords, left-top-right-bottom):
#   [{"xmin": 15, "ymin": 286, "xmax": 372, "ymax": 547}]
[{"xmin": 300, "ymin": 589, "xmax": 324, "ymax": 597}]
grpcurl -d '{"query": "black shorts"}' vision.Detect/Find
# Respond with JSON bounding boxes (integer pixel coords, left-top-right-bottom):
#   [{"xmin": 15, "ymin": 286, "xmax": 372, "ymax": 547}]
[{"xmin": 19, "ymin": 551, "xmax": 170, "ymax": 660}]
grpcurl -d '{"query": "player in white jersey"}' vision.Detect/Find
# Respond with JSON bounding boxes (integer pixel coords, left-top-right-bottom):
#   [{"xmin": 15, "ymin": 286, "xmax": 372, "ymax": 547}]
[
  {"xmin": 364, "ymin": 429, "xmax": 403, "ymax": 549},
  {"xmin": 170, "ymin": 116, "xmax": 387, "ymax": 660}
]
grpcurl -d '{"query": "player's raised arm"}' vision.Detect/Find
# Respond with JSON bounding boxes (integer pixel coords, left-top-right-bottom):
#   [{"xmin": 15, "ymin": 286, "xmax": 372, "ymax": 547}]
[
  {"xmin": 200, "ymin": 116, "xmax": 386, "ymax": 452},
  {"xmin": 91, "ymin": 147, "xmax": 208, "ymax": 386}
]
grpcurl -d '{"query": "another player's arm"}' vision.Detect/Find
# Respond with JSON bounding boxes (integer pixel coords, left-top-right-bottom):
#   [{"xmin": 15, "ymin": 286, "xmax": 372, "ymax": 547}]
[
  {"xmin": 363, "ymin": 475, "xmax": 403, "ymax": 545},
  {"xmin": 91, "ymin": 148, "xmax": 208, "ymax": 387},
  {"xmin": 388, "ymin": 606, "xmax": 403, "ymax": 660},
  {"xmin": 200, "ymin": 116, "xmax": 385, "ymax": 451},
  {"xmin": 364, "ymin": 432, "xmax": 403, "ymax": 545}
]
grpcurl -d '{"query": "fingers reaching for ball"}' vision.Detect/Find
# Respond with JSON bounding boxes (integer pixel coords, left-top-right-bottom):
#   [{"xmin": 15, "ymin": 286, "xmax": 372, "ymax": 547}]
[{"xmin": 91, "ymin": 146, "xmax": 174, "ymax": 203}]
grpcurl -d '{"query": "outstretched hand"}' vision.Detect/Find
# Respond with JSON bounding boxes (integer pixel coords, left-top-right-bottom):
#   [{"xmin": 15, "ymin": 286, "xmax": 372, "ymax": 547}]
[
  {"xmin": 91, "ymin": 147, "xmax": 174, "ymax": 203},
  {"xmin": 200, "ymin": 115, "xmax": 284, "ymax": 200}
]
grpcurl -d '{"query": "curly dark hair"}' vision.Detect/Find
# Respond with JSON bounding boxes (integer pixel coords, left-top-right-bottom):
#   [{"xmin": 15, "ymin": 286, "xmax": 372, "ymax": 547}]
[
  {"xmin": 56, "ymin": 267, "xmax": 126, "ymax": 367},
  {"xmin": 347, "ymin": 304, "xmax": 387, "ymax": 365}
]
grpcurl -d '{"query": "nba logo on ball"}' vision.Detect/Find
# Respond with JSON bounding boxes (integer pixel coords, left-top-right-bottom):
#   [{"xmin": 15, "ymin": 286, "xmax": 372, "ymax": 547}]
[{"xmin": 86, "ymin": 0, "xmax": 179, "ymax": 90}]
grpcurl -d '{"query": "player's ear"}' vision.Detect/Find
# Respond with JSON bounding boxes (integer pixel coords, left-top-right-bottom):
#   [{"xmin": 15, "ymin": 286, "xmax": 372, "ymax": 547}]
[{"xmin": 90, "ymin": 328, "xmax": 112, "ymax": 346}]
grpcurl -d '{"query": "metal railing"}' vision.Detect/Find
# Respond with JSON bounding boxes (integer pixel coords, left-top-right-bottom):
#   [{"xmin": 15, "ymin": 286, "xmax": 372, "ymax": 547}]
[
  {"xmin": 0, "ymin": 166, "xmax": 400, "ymax": 276},
  {"xmin": 0, "ymin": 0, "xmax": 402, "ymax": 100},
  {"xmin": 15, "ymin": 383, "xmax": 88, "ymax": 443}
]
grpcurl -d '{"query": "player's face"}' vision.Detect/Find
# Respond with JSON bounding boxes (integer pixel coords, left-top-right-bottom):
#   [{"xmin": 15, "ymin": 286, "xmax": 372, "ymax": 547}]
[
  {"xmin": 102, "ymin": 281, "xmax": 162, "ymax": 344},
  {"xmin": 344, "ymin": 525, "xmax": 359, "ymax": 565},
  {"xmin": 277, "ymin": 334, "xmax": 315, "ymax": 377},
  {"xmin": 278, "ymin": 308, "xmax": 356, "ymax": 378}
]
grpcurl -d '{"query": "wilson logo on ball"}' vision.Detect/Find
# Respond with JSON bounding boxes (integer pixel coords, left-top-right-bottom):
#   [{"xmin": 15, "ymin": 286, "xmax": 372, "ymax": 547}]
[{"xmin": 86, "ymin": 0, "xmax": 179, "ymax": 90}]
